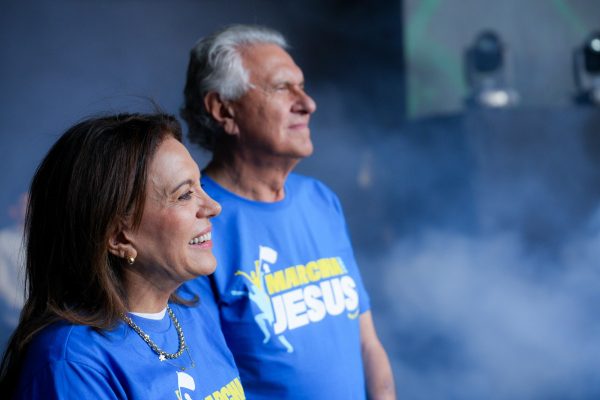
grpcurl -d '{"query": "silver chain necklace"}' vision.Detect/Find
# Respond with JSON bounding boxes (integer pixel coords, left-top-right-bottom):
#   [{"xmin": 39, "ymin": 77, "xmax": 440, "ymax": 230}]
[{"xmin": 121, "ymin": 306, "xmax": 194, "ymax": 369}]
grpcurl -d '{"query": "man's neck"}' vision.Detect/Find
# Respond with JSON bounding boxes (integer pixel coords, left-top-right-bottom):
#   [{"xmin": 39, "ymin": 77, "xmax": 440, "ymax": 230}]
[{"xmin": 205, "ymin": 152, "xmax": 299, "ymax": 202}]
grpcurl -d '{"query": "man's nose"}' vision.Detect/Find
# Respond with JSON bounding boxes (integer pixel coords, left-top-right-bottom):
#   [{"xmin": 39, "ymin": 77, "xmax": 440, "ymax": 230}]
[{"xmin": 292, "ymin": 87, "xmax": 317, "ymax": 114}]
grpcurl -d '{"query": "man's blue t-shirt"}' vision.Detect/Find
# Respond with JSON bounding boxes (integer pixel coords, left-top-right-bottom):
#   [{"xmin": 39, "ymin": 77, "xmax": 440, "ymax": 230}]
[
  {"xmin": 182, "ymin": 173, "xmax": 370, "ymax": 399},
  {"xmin": 14, "ymin": 303, "xmax": 244, "ymax": 399}
]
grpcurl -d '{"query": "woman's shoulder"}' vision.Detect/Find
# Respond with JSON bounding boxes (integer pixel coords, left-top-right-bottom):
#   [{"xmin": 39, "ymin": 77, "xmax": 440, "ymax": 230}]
[
  {"xmin": 24, "ymin": 321, "xmax": 125, "ymax": 373},
  {"xmin": 16, "ymin": 322, "xmax": 129, "ymax": 398},
  {"xmin": 26, "ymin": 322, "xmax": 80, "ymax": 362}
]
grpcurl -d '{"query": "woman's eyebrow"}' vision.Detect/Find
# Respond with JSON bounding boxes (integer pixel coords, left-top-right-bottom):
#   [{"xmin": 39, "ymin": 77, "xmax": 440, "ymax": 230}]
[{"xmin": 170, "ymin": 179, "xmax": 193, "ymax": 195}]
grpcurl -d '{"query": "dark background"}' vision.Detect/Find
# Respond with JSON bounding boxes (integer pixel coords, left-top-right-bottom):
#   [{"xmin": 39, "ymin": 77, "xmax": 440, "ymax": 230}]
[{"xmin": 1, "ymin": 1, "xmax": 600, "ymax": 398}]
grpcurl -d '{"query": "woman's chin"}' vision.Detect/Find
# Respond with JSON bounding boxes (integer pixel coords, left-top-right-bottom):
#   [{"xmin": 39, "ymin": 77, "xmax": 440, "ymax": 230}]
[{"xmin": 192, "ymin": 256, "xmax": 218, "ymax": 277}]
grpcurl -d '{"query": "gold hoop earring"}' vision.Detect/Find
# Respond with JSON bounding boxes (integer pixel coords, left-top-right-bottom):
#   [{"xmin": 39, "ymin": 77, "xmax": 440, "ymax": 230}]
[{"xmin": 127, "ymin": 256, "xmax": 135, "ymax": 265}]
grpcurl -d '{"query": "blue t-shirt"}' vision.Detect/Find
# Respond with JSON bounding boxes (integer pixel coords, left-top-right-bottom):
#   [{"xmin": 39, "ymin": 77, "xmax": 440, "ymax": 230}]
[
  {"xmin": 14, "ymin": 303, "xmax": 244, "ymax": 399},
  {"xmin": 182, "ymin": 173, "xmax": 370, "ymax": 399}
]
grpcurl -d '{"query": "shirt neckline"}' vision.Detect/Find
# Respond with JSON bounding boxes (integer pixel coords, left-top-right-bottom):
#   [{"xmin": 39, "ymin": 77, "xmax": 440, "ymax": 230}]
[
  {"xmin": 202, "ymin": 174, "xmax": 293, "ymax": 210},
  {"xmin": 129, "ymin": 308, "xmax": 167, "ymax": 320}
]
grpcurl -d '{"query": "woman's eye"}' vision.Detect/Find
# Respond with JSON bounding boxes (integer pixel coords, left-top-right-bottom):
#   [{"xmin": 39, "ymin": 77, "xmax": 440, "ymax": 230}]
[{"xmin": 178, "ymin": 191, "xmax": 193, "ymax": 201}]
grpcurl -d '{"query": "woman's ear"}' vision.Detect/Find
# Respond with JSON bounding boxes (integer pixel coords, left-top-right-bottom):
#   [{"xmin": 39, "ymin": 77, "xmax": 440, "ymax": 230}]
[
  {"xmin": 107, "ymin": 220, "xmax": 137, "ymax": 261},
  {"xmin": 204, "ymin": 92, "xmax": 239, "ymax": 136}
]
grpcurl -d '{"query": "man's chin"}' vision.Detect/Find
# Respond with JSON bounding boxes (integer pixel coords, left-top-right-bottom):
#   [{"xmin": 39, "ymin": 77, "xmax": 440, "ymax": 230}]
[
  {"xmin": 296, "ymin": 136, "xmax": 314, "ymax": 157},
  {"xmin": 291, "ymin": 144, "xmax": 314, "ymax": 160}
]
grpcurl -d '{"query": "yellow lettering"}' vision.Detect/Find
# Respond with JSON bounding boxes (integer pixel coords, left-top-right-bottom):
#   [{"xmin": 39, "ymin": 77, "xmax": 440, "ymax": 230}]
[
  {"xmin": 225, "ymin": 380, "xmax": 238, "ymax": 400},
  {"xmin": 317, "ymin": 258, "xmax": 333, "ymax": 278},
  {"xmin": 265, "ymin": 258, "xmax": 346, "ymax": 295},
  {"xmin": 211, "ymin": 392, "xmax": 224, "ymax": 400},
  {"xmin": 265, "ymin": 271, "xmax": 287, "ymax": 295},
  {"xmin": 284, "ymin": 267, "xmax": 300, "ymax": 289},
  {"xmin": 225, "ymin": 377, "xmax": 246, "ymax": 399},
  {"xmin": 234, "ymin": 378, "xmax": 246, "ymax": 399},
  {"xmin": 329, "ymin": 257, "xmax": 344, "ymax": 276},
  {"xmin": 219, "ymin": 386, "xmax": 231, "ymax": 398},
  {"xmin": 306, "ymin": 261, "xmax": 320, "ymax": 281},
  {"xmin": 295, "ymin": 265, "xmax": 309, "ymax": 285}
]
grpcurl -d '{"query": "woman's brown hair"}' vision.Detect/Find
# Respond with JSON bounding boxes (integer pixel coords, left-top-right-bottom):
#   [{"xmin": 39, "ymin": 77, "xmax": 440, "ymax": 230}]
[{"xmin": 0, "ymin": 112, "xmax": 184, "ymax": 396}]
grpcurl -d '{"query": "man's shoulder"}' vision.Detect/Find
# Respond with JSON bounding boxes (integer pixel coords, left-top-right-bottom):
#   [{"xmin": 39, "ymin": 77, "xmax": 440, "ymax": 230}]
[
  {"xmin": 287, "ymin": 172, "xmax": 322, "ymax": 185},
  {"xmin": 288, "ymin": 173, "xmax": 336, "ymax": 198},
  {"xmin": 288, "ymin": 173, "xmax": 342, "ymax": 211}
]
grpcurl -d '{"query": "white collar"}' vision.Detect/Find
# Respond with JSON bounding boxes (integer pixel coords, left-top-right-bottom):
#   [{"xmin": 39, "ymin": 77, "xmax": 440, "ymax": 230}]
[{"xmin": 129, "ymin": 308, "xmax": 167, "ymax": 320}]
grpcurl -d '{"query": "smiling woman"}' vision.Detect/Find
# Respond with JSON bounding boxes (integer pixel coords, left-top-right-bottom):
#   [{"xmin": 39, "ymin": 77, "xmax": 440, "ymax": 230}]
[
  {"xmin": 0, "ymin": 113, "xmax": 243, "ymax": 399},
  {"xmin": 111, "ymin": 136, "xmax": 222, "ymax": 312}
]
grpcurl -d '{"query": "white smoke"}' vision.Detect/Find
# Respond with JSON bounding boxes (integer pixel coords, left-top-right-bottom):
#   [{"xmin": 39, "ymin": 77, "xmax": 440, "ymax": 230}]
[{"xmin": 378, "ymin": 225, "xmax": 600, "ymax": 399}]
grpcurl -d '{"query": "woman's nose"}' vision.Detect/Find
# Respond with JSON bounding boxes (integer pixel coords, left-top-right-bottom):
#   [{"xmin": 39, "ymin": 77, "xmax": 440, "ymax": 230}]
[{"xmin": 197, "ymin": 194, "xmax": 221, "ymax": 218}]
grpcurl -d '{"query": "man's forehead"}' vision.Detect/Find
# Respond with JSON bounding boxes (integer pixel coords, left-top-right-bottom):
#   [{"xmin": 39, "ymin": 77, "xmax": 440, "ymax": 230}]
[
  {"xmin": 241, "ymin": 43, "xmax": 302, "ymax": 80},
  {"xmin": 242, "ymin": 44, "xmax": 294, "ymax": 67}
]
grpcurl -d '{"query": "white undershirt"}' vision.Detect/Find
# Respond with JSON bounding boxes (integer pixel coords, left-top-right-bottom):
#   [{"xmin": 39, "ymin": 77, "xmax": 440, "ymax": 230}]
[{"xmin": 129, "ymin": 308, "xmax": 167, "ymax": 320}]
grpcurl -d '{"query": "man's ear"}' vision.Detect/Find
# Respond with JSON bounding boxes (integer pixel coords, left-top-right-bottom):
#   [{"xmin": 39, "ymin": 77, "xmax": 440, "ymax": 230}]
[
  {"xmin": 107, "ymin": 220, "xmax": 137, "ymax": 261},
  {"xmin": 204, "ymin": 92, "xmax": 239, "ymax": 135}
]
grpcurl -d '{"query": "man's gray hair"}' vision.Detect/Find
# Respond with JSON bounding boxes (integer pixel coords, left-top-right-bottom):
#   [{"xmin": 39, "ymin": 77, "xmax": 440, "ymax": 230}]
[{"xmin": 181, "ymin": 25, "xmax": 288, "ymax": 151}]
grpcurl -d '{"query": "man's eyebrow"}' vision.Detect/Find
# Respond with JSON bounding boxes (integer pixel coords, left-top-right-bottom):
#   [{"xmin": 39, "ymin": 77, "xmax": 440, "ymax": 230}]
[{"xmin": 170, "ymin": 179, "xmax": 193, "ymax": 195}]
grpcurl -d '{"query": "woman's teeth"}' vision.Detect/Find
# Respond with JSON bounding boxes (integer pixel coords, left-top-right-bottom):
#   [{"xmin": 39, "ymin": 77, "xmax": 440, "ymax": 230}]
[{"xmin": 189, "ymin": 232, "xmax": 211, "ymax": 245}]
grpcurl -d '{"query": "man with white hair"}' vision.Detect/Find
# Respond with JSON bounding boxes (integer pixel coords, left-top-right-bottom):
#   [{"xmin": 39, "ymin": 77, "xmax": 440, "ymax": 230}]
[{"xmin": 181, "ymin": 24, "xmax": 395, "ymax": 399}]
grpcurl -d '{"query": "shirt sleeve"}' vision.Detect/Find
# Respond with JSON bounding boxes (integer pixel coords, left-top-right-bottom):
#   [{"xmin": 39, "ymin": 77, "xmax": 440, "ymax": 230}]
[{"xmin": 329, "ymin": 187, "xmax": 372, "ymax": 314}]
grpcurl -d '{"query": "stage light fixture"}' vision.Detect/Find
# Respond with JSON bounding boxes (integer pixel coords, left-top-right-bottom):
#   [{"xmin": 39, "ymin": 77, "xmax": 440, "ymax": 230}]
[
  {"xmin": 574, "ymin": 30, "xmax": 600, "ymax": 106},
  {"xmin": 583, "ymin": 32, "xmax": 600, "ymax": 73},
  {"xmin": 464, "ymin": 30, "xmax": 519, "ymax": 108}
]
